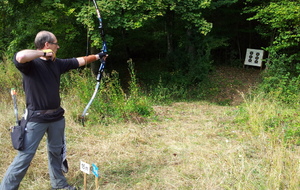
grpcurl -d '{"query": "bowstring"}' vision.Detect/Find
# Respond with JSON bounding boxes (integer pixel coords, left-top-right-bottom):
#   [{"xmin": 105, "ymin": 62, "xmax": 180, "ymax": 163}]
[{"xmin": 86, "ymin": 0, "xmax": 91, "ymax": 56}]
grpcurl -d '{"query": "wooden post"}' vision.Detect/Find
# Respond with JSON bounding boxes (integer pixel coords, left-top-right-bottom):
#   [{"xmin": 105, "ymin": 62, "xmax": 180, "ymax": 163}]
[
  {"xmin": 95, "ymin": 176, "xmax": 99, "ymax": 189},
  {"xmin": 80, "ymin": 161, "xmax": 90, "ymax": 190},
  {"xmin": 84, "ymin": 173, "xmax": 87, "ymax": 190}
]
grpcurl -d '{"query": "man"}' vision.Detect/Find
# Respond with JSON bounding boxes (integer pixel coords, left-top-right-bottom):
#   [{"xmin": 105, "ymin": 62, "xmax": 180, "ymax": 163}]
[{"xmin": 0, "ymin": 31, "xmax": 107, "ymax": 190}]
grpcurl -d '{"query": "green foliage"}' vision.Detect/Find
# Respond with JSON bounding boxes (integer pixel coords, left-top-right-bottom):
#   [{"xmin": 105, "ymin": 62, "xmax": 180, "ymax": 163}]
[
  {"xmin": 264, "ymin": 111, "xmax": 300, "ymax": 145},
  {"xmin": 248, "ymin": 1, "xmax": 300, "ymax": 54},
  {"xmin": 2, "ymin": 0, "xmax": 225, "ymax": 97},
  {"xmin": 169, "ymin": 0, "xmax": 213, "ymax": 35},
  {"xmin": 0, "ymin": 55, "xmax": 23, "ymax": 97},
  {"xmin": 62, "ymin": 61, "xmax": 153, "ymax": 126},
  {"xmin": 78, "ymin": 0, "xmax": 212, "ymax": 34},
  {"xmin": 138, "ymin": 33, "xmax": 220, "ymax": 102},
  {"xmin": 234, "ymin": 93, "xmax": 300, "ymax": 145},
  {"xmin": 260, "ymin": 73, "xmax": 300, "ymax": 106},
  {"xmin": 2, "ymin": 0, "xmax": 300, "ymax": 108},
  {"xmin": 0, "ymin": 1, "xmax": 13, "ymax": 56},
  {"xmin": 1, "ymin": 0, "xmax": 87, "ymax": 58},
  {"xmin": 148, "ymin": 75, "xmax": 189, "ymax": 103},
  {"xmin": 209, "ymin": 0, "xmax": 238, "ymax": 9},
  {"xmin": 258, "ymin": 51, "xmax": 300, "ymax": 105},
  {"xmin": 125, "ymin": 59, "xmax": 153, "ymax": 117},
  {"xmin": 246, "ymin": 0, "xmax": 300, "ymax": 104}
]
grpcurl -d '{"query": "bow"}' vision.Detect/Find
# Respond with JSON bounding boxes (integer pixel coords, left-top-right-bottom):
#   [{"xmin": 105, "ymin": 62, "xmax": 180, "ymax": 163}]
[{"xmin": 80, "ymin": 0, "xmax": 108, "ymax": 127}]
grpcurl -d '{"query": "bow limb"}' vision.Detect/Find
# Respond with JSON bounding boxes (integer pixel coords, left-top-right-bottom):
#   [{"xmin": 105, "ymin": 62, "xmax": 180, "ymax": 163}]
[{"xmin": 80, "ymin": 0, "xmax": 107, "ymax": 126}]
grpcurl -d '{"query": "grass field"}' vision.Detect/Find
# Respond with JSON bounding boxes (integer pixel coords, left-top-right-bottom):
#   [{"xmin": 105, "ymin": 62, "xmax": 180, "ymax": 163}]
[
  {"xmin": 1, "ymin": 95, "xmax": 300, "ymax": 189},
  {"xmin": 0, "ymin": 64, "xmax": 299, "ymax": 189}
]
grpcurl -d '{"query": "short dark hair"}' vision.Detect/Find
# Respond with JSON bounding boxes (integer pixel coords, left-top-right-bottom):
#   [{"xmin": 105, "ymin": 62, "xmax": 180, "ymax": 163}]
[{"xmin": 34, "ymin": 31, "xmax": 55, "ymax": 49}]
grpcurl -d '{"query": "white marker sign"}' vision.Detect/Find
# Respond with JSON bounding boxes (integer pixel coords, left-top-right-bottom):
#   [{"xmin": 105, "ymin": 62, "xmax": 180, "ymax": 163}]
[{"xmin": 80, "ymin": 161, "xmax": 90, "ymax": 174}]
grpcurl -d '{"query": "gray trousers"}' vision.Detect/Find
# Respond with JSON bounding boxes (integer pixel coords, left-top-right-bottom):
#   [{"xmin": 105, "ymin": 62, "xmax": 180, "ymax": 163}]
[{"xmin": 0, "ymin": 118, "xmax": 68, "ymax": 190}]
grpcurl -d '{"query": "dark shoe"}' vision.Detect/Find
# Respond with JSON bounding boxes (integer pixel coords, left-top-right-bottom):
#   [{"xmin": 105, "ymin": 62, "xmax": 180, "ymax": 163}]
[{"xmin": 51, "ymin": 185, "xmax": 77, "ymax": 190}]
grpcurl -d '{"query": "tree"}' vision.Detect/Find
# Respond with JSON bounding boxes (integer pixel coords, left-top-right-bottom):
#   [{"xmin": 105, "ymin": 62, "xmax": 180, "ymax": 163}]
[
  {"xmin": 76, "ymin": 0, "xmax": 216, "ymax": 86},
  {"xmin": 1, "ymin": 0, "xmax": 87, "ymax": 58},
  {"xmin": 247, "ymin": 0, "xmax": 300, "ymax": 73},
  {"xmin": 0, "ymin": 0, "xmax": 14, "ymax": 57},
  {"xmin": 246, "ymin": 0, "xmax": 300, "ymax": 103}
]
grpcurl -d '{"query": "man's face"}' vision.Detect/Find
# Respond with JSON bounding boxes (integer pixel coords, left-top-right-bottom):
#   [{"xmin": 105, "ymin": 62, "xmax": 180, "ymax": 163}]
[{"xmin": 48, "ymin": 36, "xmax": 60, "ymax": 53}]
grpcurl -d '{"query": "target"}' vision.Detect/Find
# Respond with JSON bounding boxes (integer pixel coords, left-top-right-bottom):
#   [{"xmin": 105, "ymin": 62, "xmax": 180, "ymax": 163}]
[{"xmin": 244, "ymin": 48, "xmax": 264, "ymax": 67}]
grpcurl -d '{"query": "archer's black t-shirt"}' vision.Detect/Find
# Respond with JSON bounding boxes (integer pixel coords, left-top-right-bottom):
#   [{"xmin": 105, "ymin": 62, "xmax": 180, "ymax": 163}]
[{"xmin": 13, "ymin": 54, "xmax": 79, "ymax": 112}]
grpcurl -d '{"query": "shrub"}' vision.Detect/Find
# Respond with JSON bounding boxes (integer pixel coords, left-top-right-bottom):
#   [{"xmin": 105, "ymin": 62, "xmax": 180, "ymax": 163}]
[
  {"xmin": 259, "ymin": 52, "xmax": 300, "ymax": 106},
  {"xmin": 62, "ymin": 60, "xmax": 154, "ymax": 126},
  {"xmin": 0, "ymin": 54, "xmax": 23, "ymax": 102}
]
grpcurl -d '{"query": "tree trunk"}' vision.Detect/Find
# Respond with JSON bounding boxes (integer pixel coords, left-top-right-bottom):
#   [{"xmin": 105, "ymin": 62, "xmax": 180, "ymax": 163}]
[{"xmin": 165, "ymin": 9, "xmax": 174, "ymax": 56}]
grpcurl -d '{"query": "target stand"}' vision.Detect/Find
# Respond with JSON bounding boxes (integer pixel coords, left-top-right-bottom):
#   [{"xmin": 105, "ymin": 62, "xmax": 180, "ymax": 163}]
[{"xmin": 244, "ymin": 48, "xmax": 264, "ymax": 69}]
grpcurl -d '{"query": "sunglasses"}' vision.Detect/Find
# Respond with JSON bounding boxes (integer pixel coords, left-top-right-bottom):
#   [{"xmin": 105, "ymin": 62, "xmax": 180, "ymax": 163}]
[{"xmin": 49, "ymin": 42, "xmax": 59, "ymax": 46}]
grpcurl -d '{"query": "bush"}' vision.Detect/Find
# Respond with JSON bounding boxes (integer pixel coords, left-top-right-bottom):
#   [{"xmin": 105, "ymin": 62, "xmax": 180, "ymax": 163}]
[
  {"xmin": 234, "ymin": 92, "xmax": 300, "ymax": 145},
  {"xmin": 62, "ymin": 60, "xmax": 154, "ymax": 126},
  {"xmin": 259, "ymin": 52, "xmax": 300, "ymax": 106},
  {"xmin": 0, "ymin": 54, "xmax": 23, "ymax": 102}
]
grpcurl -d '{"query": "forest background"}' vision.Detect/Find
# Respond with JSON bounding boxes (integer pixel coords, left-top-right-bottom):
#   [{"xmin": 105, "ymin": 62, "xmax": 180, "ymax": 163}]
[{"xmin": 0, "ymin": 0, "xmax": 300, "ymax": 189}]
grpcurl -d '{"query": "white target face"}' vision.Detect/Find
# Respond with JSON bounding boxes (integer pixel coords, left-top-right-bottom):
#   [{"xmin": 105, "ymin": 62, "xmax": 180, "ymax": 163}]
[{"xmin": 244, "ymin": 48, "xmax": 264, "ymax": 67}]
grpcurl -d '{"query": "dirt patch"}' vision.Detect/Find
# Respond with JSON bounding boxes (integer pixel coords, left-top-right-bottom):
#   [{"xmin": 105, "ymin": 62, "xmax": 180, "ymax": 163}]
[{"xmin": 208, "ymin": 65, "xmax": 262, "ymax": 105}]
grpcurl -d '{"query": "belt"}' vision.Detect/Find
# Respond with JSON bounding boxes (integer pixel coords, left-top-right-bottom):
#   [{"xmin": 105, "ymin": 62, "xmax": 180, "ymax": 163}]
[{"xmin": 34, "ymin": 107, "xmax": 61, "ymax": 115}]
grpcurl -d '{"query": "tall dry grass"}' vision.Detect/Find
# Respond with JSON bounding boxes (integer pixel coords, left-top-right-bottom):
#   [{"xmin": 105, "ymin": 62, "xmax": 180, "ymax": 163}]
[{"xmin": 1, "ymin": 97, "xmax": 300, "ymax": 189}]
